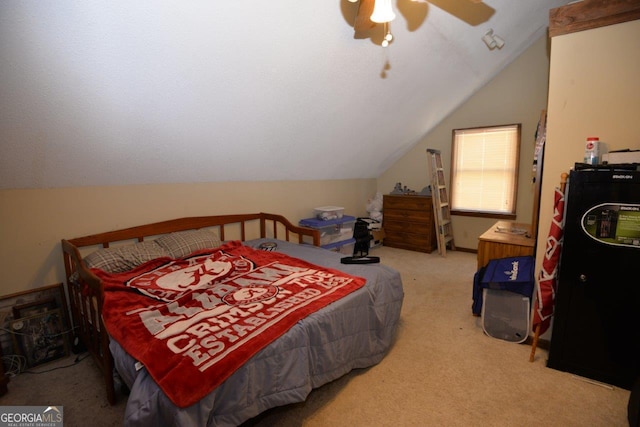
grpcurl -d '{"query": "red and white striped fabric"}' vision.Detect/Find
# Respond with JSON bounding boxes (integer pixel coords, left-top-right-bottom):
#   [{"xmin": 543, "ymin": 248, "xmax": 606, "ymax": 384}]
[{"xmin": 532, "ymin": 186, "xmax": 566, "ymax": 335}]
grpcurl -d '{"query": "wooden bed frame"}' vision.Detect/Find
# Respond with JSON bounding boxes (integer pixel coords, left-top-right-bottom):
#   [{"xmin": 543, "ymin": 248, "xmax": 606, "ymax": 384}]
[{"xmin": 61, "ymin": 213, "xmax": 320, "ymax": 404}]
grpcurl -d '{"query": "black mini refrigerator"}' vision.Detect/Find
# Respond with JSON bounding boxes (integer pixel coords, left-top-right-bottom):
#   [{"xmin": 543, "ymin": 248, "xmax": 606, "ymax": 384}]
[{"xmin": 547, "ymin": 166, "xmax": 640, "ymax": 390}]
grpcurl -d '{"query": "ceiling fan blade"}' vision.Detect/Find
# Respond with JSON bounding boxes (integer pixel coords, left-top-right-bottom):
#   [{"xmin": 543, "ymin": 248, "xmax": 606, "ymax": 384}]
[
  {"xmin": 354, "ymin": 0, "xmax": 376, "ymax": 36},
  {"xmin": 429, "ymin": 0, "xmax": 494, "ymax": 26}
]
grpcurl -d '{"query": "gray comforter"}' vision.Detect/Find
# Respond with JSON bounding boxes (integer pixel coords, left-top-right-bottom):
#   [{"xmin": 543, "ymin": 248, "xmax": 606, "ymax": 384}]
[{"xmin": 110, "ymin": 239, "xmax": 404, "ymax": 426}]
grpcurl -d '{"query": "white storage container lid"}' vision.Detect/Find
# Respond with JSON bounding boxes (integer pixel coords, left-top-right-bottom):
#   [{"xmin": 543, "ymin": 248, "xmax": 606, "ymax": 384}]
[{"xmin": 313, "ymin": 206, "xmax": 344, "ymax": 220}]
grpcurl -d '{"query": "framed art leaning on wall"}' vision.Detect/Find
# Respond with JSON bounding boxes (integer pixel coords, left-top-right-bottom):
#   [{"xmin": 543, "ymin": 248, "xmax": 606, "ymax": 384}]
[{"xmin": 10, "ymin": 309, "xmax": 68, "ymax": 368}]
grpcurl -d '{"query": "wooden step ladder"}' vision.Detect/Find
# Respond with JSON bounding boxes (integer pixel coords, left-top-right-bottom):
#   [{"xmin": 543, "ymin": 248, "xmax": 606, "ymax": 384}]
[{"xmin": 426, "ymin": 149, "xmax": 455, "ymax": 256}]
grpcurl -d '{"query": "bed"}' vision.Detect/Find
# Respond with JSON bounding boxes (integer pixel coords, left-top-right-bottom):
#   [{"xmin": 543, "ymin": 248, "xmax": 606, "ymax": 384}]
[{"xmin": 61, "ymin": 213, "xmax": 404, "ymax": 426}]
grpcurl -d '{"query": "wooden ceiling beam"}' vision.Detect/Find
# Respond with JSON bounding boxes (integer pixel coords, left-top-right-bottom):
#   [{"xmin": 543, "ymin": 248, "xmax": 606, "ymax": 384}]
[{"xmin": 549, "ymin": 0, "xmax": 640, "ymax": 37}]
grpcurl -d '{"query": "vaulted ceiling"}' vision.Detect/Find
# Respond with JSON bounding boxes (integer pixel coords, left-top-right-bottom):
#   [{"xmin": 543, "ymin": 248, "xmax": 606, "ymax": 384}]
[{"xmin": 0, "ymin": 0, "xmax": 568, "ymax": 189}]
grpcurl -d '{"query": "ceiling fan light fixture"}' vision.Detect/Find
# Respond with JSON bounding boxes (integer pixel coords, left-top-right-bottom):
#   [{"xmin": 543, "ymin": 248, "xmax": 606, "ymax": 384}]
[{"xmin": 370, "ymin": 0, "xmax": 396, "ymax": 23}]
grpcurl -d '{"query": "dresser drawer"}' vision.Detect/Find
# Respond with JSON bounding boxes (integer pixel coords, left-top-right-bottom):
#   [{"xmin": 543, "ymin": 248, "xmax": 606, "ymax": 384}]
[
  {"xmin": 383, "ymin": 195, "xmax": 431, "ymax": 210},
  {"xmin": 383, "ymin": 219, "xmax": 432, "ymax": 234},
  {"xmin": 384, "ymin": 208, "xmax": 431, "ymax": 223}
]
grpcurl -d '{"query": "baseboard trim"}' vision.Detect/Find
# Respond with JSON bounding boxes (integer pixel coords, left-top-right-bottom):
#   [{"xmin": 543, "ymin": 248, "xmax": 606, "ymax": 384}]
[
  {"xmin": 453, "ymin": 247, "xmax": 477, "ymax": 254},
  {"xmin": 525, "ymin": 336, "xmax": 550, "ymax": 351}
]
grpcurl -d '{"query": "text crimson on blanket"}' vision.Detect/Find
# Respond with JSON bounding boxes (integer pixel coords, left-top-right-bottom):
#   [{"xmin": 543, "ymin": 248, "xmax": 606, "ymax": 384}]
[{"xmin": 96, "ymin": 241, "xmax": 366, "ymax": 407}]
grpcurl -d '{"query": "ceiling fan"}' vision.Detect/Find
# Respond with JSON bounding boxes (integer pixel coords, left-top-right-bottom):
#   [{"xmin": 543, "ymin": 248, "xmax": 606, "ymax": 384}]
[{"xmin": 346, "ymin": 0, "xmax": 494, "ymax": 45}]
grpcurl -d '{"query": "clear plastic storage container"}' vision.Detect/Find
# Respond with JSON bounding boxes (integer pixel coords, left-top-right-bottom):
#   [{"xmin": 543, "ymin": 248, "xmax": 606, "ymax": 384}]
[
  {"xmin": 299, "ymin": 215, "xmax": 356, "ymax": 246},
  {"xmin": 313, "ymin": 206, "xmax": 345, "ymax": 221}
]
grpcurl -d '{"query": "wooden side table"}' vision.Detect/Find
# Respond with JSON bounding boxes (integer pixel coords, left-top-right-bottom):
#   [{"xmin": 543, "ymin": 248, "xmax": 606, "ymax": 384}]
[{"xmin": 477, "ymin": 221, "xmax": 535, "ymax": 269}]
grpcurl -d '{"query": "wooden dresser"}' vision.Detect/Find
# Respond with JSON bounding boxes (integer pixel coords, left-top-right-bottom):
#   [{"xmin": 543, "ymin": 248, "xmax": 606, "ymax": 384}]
[{"xmin": 383, "ymin": 194, "xmax": 437, "ymax": 253}]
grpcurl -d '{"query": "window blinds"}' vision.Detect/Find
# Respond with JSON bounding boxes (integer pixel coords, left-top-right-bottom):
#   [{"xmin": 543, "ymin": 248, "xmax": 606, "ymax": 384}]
[{"xmin": 451, "ymin": 124, "xmax": 520, "ymax": 214}]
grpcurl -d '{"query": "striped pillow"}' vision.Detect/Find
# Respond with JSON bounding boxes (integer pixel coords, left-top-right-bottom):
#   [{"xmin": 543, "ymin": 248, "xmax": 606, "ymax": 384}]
[
  {"xmin": 155, "ymin": 229, "xmax": 222, "ymax": 258},
  {"xmin": 84, "ymin": 241, "xmax": 169, "ymax": 273}
]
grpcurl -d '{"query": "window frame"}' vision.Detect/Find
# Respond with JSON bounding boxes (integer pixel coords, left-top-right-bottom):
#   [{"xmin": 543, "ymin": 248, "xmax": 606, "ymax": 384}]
[{"xmin": 449, "ymin": 123, "xmax": 521, "ymax": 220}]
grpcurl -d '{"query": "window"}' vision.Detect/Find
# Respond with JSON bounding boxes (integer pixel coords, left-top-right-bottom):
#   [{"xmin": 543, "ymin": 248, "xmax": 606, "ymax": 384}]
[{"xmin": 450, "ymin": 124, "xmax": 521, "ymax": 218}]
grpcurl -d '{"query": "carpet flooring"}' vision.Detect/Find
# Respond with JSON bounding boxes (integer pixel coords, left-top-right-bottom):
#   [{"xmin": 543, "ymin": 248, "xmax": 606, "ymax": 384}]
[{"xmin": 0, "ymin": 246, "xmax": 631, "ymax": 426}]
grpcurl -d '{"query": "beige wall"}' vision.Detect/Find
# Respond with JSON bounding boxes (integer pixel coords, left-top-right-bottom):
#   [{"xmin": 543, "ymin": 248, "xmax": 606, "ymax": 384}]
[
  {"xmin": 0, "ymin": 179, "xmax": 376, "ymax": 295},
  {"xmin": 11, "ymin": 21, "xmax": 632, "ymax": 299},
  {"xmin": 538, "ymin": 19, "xmax": 640, "ymax": 272},
  {"xmin": 378, "ymin": 35, "xmax": 552, "ymax": 250}
]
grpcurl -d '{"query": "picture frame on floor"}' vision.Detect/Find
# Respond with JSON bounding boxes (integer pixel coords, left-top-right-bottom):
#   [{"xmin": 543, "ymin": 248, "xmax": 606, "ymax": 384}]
[{"xmin": 10, "ymin": 309, "xmax": 68, "ymax": 368}]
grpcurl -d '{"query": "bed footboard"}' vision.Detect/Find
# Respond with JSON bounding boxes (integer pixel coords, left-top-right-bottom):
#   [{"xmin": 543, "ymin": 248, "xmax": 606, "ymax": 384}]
[{"xmin": 61, "ymin": 212, "xmax": 319, "ymax": 404}]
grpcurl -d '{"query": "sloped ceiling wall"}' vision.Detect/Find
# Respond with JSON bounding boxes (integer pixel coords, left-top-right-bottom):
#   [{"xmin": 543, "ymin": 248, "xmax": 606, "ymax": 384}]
[{"xmin": 0, "ymin": 0, "xmax": 567, "ymax": 189}]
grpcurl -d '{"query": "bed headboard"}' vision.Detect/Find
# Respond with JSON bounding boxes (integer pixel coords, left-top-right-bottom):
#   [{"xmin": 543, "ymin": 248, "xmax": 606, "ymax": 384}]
[
  {"xmin": 64, "ymin": 212, "xmax": 319, "ymax": 248},
  {"xmin": 62, "ymin": 212, "xmax": 320, "ymax": 284}
]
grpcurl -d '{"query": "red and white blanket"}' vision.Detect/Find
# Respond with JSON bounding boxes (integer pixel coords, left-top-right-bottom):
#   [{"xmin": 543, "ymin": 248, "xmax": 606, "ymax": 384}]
[{"xmin": 95, "ymin": 241, "xmax": 365, "ymax": 408}]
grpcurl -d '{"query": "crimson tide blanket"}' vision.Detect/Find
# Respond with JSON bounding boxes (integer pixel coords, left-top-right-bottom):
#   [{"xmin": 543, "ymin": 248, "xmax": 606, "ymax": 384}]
[{"xmin": 95, "ymin": 241, "xmax": 365, "ymax": 408}]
